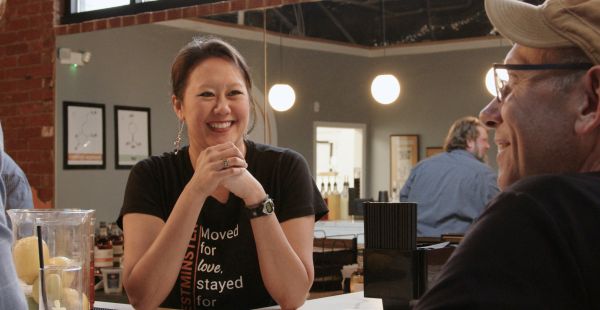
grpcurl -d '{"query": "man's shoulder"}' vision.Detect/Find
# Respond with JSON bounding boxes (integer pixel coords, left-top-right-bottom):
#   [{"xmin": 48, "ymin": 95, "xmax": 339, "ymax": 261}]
[
  {"xmin": 418, "ymin": 150, "xmax": 492, "ymax": 172},
  {"xmin": 414, "ymin": 151, "xmax": 450, "ymax": 167},
  {"xmin": 507, "ymin": 172, "xmax": 600, "ymax": 195},
  {"xmin": 484, "ymin": 172, "xmax": 600, "ymax": 223},
  {"xmin": 0, "ymin": 153, "xmax": 23, "ymax": 175}
]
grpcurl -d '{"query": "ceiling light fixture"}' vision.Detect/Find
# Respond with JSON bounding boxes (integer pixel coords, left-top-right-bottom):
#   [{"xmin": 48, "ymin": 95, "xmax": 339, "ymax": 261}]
[
  {"xmin": 268, "ymin": 26, "xmax": 295, "ymax": 112},
  {"xmin": 268, "ymin": 84, "xmax": 296, "ymax": 111},
  {"xmin": 371, "ymin": 74, "xmax": 400, "ymax": 105},
  {"xmin": 371, "ymin": 0, "xmax": 400, "ymax": 105},
  {"xmin": 485, "ymin": 67, "xmax": 496, "ymax": 97}
]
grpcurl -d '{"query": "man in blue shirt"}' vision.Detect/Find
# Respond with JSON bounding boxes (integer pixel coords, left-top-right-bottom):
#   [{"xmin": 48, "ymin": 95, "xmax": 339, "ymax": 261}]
[
  {"xmin": 0, "ymin": 123, "xmax": 27, "ymax": 309},
  {"xmin": 2, "ymin": 153, "xmax": 34, "ymax": 211},
  {"xmin": 400, "ymin": 116, "xmax": 499, "ymax": 236}
]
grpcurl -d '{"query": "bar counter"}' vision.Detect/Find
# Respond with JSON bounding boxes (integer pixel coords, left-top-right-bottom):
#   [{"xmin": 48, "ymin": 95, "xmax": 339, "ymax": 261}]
[{"xmin": 93, "ymin": 291, "xmax": 382, "ymax": 310}]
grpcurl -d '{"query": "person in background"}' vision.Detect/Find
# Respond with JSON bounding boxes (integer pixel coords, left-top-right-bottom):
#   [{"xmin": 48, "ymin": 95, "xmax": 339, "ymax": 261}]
[
  {"xmin": 0, "ymin": 123, "xmax": 27, "ymax": 309},
  {"xmin": 119, "ymin": 37, "xmax": 327, "ymax": 309},
  {"xmin": 415, "ymin": 0, "xmax": 600, "ymax": 308},
  {"xmin": 0, "ymin": 122, "xmax": 33, "ymax": 227},
  {"xmin": 400, "ymin": 116, "xmax": 499, "ymax": 236},
  {"xmin": 2, "ymin": 153, "xmax": 33, "ymax": 212},
  {"xmin": 0, "ymin": 118, "xmax": 33, "ymax": 213},
  {"xmin": 2, "ymin": 153, "xmax": 34, "ymax": 228}
]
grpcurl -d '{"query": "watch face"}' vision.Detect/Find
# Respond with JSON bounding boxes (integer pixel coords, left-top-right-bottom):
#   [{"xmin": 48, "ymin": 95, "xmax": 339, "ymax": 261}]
[{"xmin": 263, "ymin": 199, "xmax": 275, "ymax": 214}]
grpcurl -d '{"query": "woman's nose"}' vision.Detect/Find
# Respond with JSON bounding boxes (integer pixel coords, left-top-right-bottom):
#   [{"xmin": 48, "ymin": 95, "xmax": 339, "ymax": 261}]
[
  {"xmin": 479, "ymin": 98, "xmax": 502, "ymax": 128},
  {"xmin": 214, "ymin": 96, "xmax": 231, "ymax": 114}
]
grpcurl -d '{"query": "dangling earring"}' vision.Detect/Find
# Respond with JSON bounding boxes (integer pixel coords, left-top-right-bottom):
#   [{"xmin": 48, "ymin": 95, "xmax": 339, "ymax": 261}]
[{"xmin": 173, "ymin": 120, "xmax": 184, "ymax": 154}]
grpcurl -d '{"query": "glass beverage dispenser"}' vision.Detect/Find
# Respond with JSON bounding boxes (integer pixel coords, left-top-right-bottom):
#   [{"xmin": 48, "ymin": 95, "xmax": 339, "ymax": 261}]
[{"xmin": 7, "ymin": 209, "xmax": 95, "ymax": 310}]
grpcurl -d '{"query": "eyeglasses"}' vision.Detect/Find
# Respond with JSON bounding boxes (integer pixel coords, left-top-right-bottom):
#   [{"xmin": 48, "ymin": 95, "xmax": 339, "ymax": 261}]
[{"xmin": 493, "ymin": 63, "xmax": 593, "ymax": 102}]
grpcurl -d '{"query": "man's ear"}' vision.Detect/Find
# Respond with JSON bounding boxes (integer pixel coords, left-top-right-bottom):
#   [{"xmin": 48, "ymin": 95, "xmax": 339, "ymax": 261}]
[
  {"xmin": 171, "ymin": 95, "xmax": 184, "ymax": 121},
  {"xmin": 466, "ymin": 138, "xmax": 475, "ymax": 152},
  {"xmin": 574, "ymin": 66, "xmax": 600, "ymax": 134}
]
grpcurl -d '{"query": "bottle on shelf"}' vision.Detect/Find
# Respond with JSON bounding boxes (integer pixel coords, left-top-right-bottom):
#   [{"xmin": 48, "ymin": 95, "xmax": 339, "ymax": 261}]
[
  {"xmin": 320, "ymin": 180, "xmax": 329, "ymax": 220},
  {"xmin": 353, "ymin": 168, "xmax": 361, "ymax": 198},
  {"xmin": 340, "ymin": 176, "xmax": 350, "ymax": 220},
  {"xmin": 109, "ymin": 222, "xmax": 124, "ymax": 267},
  {"xmin": 94, "ymin": 221, "xmax": 114, "ymax": 272},
  {"xmin": 391, "ymin": 187, "xmax": 399, "ymax": 202},
  {"xmin": 349, "ymin": 264, "xmax": 364, "ymax": 293},
  {"xmin": 328, "ymin": 179, "xmax": 340, "ymax": 220}
]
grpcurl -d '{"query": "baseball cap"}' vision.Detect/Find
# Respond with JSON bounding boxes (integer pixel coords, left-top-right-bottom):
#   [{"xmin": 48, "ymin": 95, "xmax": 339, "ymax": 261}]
[{"xmin": 485, "ymin": 0, "xmax": 600, "ymax": 64}]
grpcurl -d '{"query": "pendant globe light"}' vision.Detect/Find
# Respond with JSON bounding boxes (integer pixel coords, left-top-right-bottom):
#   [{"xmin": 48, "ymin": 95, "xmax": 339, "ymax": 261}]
[
  {"xmin": 371, "ymin": 0, "xmax": 400, "ymax": 105},
  {"xmin": 371, "ymin": 74, "xmax": 400, "ymax": 105},
  {"xmin": 485, "ymin": 67, "xmax": 496, "ymax": 97},
  {"xmin": 268, "ymin": 28, "xmax": 295, "ymax": 112},
  {"xmin": 268, "ymin": 84, "xmax": 295, "ymax": 111}
]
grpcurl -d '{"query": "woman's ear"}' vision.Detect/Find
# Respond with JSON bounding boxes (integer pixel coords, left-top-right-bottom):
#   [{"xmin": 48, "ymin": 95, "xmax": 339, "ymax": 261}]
[
  {"xmin": 574, "ymin": 66, "xmax": 600, "ymax": 134},
  {"xmin": 172, "ymin": 95, "xmax": 184, "ymax": 121}
]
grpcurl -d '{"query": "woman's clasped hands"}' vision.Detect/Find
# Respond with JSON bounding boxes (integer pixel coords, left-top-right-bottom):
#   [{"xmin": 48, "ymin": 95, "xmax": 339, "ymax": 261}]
[{"xmin": 189, "ymin": 142, "xmax": 264, "ymax": 204}]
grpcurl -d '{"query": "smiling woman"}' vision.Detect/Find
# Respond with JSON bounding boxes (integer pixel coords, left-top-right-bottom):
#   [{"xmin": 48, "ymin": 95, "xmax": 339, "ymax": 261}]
[{"xmin": 118, "ymin": 37, "xmax": 328, "ymax": 309}]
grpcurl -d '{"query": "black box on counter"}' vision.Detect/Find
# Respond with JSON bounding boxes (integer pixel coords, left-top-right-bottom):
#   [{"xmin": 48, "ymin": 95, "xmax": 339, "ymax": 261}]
[
  {"xmin": 363, "ymin": 202, "xmax": 417, "ymax": 309},
  {"xmin": 364, "ymin": 248, "xmax": 424, "ymax": 308},
  {"xmin": 364, "ymin": 247, "xmax": 455, "ymax": 309},
  {"xmin": 362, "ymin": 202, "xmax": 453, "ymax": 308},
  {"xmin": 363, "ymin": 202, "xmax": 417, "ymax": 250}
]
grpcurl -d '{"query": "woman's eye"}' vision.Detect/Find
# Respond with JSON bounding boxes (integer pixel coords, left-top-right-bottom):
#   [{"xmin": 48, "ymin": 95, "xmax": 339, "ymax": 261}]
[
  {"xmin": 228, "ymin": 90, "xmax": 243, "ymax": 96},
  {"xmin": 198, "ymin": 91, "xmax": 214, "ymax": 97}
]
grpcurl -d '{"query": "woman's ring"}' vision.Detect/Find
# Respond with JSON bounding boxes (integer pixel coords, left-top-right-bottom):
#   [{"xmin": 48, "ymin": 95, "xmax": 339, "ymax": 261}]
[{"xmin": 223, "ymin": 159, "xmax": 229, "ymax": 169}]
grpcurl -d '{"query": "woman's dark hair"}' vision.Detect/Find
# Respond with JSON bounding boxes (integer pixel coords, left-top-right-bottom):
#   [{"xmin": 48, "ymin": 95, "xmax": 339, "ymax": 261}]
[
  {"xmin": 443, "ymin": 116, "xmax": 483, "ymax": 152},
  {"xmin": 171, "ymin": 36, "xmax": 257, "ymax": 133}
]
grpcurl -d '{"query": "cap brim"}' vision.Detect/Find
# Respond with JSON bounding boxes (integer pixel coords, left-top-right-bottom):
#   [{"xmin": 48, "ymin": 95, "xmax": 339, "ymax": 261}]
[{"xmin": 485, "ymin": 0, "xmax": 572, "ymax": 48}]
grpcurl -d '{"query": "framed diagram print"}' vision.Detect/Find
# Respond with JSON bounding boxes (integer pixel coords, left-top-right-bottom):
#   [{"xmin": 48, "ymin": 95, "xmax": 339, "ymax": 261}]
[
  {"xmin": 390, "ymin": 134, "xmax": 419, "ymax": 194},
  {"xmin": 114, "ymin": 106, "xmax": 151, "ymax": 169},
  {"xmin": 63, "ymin": 101, "xmax": 106, "ymax": 169}
]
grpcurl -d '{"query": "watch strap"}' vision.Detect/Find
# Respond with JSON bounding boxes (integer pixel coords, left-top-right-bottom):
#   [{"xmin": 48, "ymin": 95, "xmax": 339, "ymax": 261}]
[{"xmin": 245, "ymin": 195, "xmax": 274, "ymax": 219}]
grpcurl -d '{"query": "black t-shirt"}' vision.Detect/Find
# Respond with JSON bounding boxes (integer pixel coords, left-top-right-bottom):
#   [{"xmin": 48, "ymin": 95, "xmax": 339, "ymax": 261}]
[
  {"xmin": 415, "ymin": 172, "xmax": 600, "ymax": 309},
  {"xmin": 119, "ymin": 140, "xmax": 328, "ymax": 309}
]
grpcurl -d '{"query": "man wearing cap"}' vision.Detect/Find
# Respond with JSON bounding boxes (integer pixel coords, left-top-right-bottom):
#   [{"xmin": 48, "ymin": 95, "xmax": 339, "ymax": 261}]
[{"xmin": 415, "ymin": 0, "xmax": 600, "ymax": 308}]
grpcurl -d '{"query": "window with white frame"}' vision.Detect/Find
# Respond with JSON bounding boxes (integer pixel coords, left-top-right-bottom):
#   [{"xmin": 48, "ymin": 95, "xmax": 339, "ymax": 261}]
[
  {"xmin": 75, "ymin": 0, "xmax": 128, "ymax": 13},
  {"xmin": 74, "ymin": 0, "xmax": 159, "ymax": 13}
]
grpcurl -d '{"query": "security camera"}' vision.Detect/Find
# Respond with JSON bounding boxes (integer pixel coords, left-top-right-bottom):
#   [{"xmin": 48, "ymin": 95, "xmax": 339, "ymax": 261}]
[{"xmin": 57, "ymin": 47, "xmax": 91, "ymax": 66}]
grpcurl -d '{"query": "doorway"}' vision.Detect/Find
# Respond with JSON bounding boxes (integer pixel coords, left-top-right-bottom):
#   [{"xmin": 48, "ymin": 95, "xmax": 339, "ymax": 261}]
[{"xmin": 313, "ymin": 122, "xmax": 366, "ymax": 198}]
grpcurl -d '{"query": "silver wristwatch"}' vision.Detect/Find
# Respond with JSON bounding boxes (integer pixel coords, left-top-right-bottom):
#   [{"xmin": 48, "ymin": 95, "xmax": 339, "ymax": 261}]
[{"xmin": 245, "ymin": 195, "xmax": 275, "ymax": 219}]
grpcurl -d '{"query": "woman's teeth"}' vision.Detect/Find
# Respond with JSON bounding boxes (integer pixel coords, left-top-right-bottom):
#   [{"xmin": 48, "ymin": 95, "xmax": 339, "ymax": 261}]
[{"xmin": 210, "ymin": 122, "xmax": 232, "ymax": 129}]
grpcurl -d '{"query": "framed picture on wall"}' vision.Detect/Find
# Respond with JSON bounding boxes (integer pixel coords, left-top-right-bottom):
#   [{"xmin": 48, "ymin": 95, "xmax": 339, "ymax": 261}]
[
  {"xmin": 114, "ymin": 105, "xmax": 151, "ymax": 169},
  {"xmin": 63, "ymin": 101, "xmax": 106, "ymax": 169},
  {"xmin": 390, "ymin": 135, "xmax": 419, "ymax": 194},
  {"xmin": 426, "ymin": 146, "xmax": 444, "ymax": 158}
]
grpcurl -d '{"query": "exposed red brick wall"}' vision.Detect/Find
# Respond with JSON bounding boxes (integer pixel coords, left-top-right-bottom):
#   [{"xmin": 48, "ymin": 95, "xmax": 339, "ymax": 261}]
[
  {"xmin": 0, "ymin": 0, "xmax": 59, "ymax": 206},
  {"xmin": 0, "ymin": 0, "xmax": 311, "ymax": 208}
]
